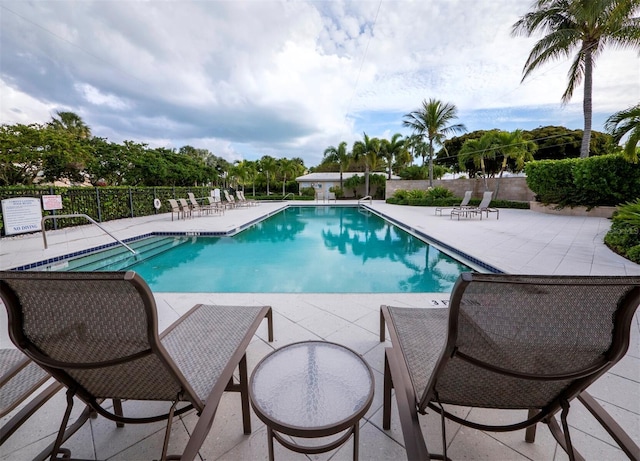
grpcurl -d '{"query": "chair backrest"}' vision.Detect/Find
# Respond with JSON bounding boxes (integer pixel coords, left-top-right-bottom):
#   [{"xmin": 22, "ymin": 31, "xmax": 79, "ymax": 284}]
[
  {"xmin": 460, "ymin": 191, "xmax": 472, "ymax": 207},
  {"xmin": 168, "ymin": 199, "xmax": 180, "ymax": 211},
  {"xmin": 0, "ymin": 271, "xmax": 200, "ymax": 409},
  {"xmin": 178, "ymin": 198, "xmax": 191, "ymax": 210},
  {"xmin": 421, "ymin": 273, "xmax": 640, "ymax": 414},
  {"xmin": 187, "ymin": 192, "xmax": 197, "ymax": 205},
  {"xmin": 212, "ymin": 189, "xmax": 221, "ymax": 201},
  {"xmin": 223, "ymin": 190, "xmax": 235, "ymax": 203},
  {"xmin": 236, "ymin": 191, "xmax": 244, "ymax": 202},
  {"xmin": 477, "ymin": 191, "xmax": 493, "ymax": 209}
]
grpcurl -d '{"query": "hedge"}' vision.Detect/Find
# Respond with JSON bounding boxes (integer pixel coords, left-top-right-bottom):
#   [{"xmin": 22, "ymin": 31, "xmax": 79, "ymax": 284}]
[{"xmin": 525, "ymin": 154, "xmax": 640, "ymax": 208}]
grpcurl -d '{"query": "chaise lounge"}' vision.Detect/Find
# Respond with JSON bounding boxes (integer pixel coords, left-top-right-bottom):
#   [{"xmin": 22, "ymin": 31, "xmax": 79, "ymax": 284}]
[
  {"xmin": 380, "ymin": 272, "xmax": 640, "ymax": 460},
  {"xmin": 0, "ymin": 270, "xmax": 274, "ymax": 461}
]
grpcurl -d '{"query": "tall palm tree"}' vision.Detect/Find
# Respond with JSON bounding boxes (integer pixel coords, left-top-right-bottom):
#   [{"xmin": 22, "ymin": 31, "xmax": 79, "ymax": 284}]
[
  {"xmin": 49, "ymin": 111, "xmax": 92, "ymax": 139},
  {"xmin": 512, "ymin": 0, "xmax": 640, "ymax": 158},
  {"xmin": 492, "ymin": 130, "xmax": 537, "ymax": 199},
  {"xmin": 352, "ymin": 133, "xmax": 382, "ymax": 197},
  {"xmin": 259, "ymin": 155, "xmax": 277, "ymax": 195},
  {"xmin": 605, "ymin": 103, "xmax": 640, "ymax": 163},
  {"xmin": 277, "ymin": 158, "xmax": 299, "ymax": 196},
  {"xmin": 403, "ymin": 98, "xmax": 466, "ymax": 186},
  {"xmin": 380, "ymin": 133, "xmax": 407, "ymax": 179},
  {"xmin": 458, "ymin": 132, "xmax": 498, "ymax": 191},
  {"xmin": 323, "ymin": 141, "xmax": 351, "ymax": 189}
]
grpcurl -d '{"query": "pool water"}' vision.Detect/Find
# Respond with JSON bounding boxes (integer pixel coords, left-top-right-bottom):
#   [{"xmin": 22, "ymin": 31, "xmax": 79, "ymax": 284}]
[{"xmin": 123, "ymin": 207, "xmax": 471, "ymax": 293}]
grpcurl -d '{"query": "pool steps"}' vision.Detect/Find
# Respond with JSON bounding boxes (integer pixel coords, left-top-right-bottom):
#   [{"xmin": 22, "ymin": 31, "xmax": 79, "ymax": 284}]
[{"xmin": 39, "ymin": 236, "xmax": 189, "ymax": 272}]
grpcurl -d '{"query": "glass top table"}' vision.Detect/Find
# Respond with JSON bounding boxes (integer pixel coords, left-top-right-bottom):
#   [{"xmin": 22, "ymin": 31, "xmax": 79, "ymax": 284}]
[{"xmin": 249, "ymin": 341, "xmax": 374, "ymax": 460}]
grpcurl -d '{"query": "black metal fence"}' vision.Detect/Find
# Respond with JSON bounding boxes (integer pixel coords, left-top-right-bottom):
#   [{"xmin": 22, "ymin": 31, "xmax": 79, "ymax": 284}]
[{"xmin": 0, "ymin": 186, "xmax": 212, "ymax": 236}]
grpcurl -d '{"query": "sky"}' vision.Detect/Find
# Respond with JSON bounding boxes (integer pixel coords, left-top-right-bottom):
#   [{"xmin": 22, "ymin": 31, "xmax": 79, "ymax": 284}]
[{"xmin": 1, "ymin": 0, "xmax": 638, "ymax": 168}]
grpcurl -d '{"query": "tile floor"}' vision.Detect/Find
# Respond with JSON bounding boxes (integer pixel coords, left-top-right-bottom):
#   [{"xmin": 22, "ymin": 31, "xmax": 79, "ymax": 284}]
[{"xmin": 1, "ymin": 200, "xmax": 638, "ymax": 460}]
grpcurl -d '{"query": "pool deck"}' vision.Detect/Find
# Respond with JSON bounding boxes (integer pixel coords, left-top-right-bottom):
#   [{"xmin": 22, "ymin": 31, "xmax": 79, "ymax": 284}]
[{"xmin": 1, "ymin": 200, "xmax": 639, "ymax": 460}]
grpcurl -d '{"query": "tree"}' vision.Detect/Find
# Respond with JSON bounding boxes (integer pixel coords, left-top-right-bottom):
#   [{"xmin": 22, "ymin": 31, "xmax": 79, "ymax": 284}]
[
  {"xmin": 0, "ymin": 123, "xmax": 46, "ymax": 185},
  {"xmin": 458, "ymin": 132, "xmax": 499, "ymax": 190},
  {"xmin": 352, "ymin": 133, "xmax": 382, "ymax": 197},
  {"xmin": 49, "ymin": 111, "xmax": 92, "ymax": 139},
  {"xmin": 277, "ymin": 158, "xmax": 299, "ymax": 196},
  {"xmin": 492, "ymin": 130, "xmax": 537, "ymax": 199},
  {"xmin": 512, "ymin": 0, "xmax": 640, "ymax": 158},
  {"xmin": 403, "ymin": 98, "xmax": 466, "ymax": 186},
  {"xmin": 323, "ymin": 141, "xmax": 351, "ymax": 188},
  {"xmin": 259, "ymin": 155, "xmax": 277, "ymax": 195},
  {"xmin": 605, "ymin": 104, "xmax": 640, "ymax": 163},
  {"xmin": 380, "ymin": 133, "xmax": 408, "ymax": 179}
]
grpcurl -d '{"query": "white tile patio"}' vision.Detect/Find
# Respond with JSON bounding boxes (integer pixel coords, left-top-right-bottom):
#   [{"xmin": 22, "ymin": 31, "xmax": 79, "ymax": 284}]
[{"xmin": 1, "ymin": 200, "xmax": 638, "ymax": 460}]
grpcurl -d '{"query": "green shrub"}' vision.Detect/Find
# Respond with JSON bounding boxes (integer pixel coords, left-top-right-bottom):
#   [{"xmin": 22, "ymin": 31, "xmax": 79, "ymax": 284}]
[
  {"xmin": 526, "ymin": 154, "xmax": 640, "ymax": 208},
  {"xmin": 392, "ymin": 189, "xmax": 409, "ymax": 200},
  {"xmin": 426, "ymin": 186, "xmax": 454, "ymax": 200},
  {"xmin": 604, "ymin": 199, "xmax": 640, "ymax": 261},
  {"xmin": 627, "ymin": 245, "xmax": 640, "ymax": 264},
  {"xmin": 300, "ymin": 187, "xmax": 315, "ymax": 197},
  {"xmin": 525, "ymin": 158, "xmax": 580, "ymax": 205},
  {"xmin": 329, "ymin": 186, "xmax": 344, "ymax": 199}
]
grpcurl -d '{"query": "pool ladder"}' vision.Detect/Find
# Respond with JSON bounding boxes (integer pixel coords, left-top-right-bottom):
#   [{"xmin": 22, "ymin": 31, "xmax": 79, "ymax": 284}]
[{"xmin": 41, "ymin": 214, "xmax": 137, "ymax": 255}]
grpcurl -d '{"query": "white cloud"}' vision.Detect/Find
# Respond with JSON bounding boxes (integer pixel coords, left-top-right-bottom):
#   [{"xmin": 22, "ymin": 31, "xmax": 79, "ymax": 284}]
[{"xmin": 1, "ymin": 0, "xmax": 637, "ymax": 165}]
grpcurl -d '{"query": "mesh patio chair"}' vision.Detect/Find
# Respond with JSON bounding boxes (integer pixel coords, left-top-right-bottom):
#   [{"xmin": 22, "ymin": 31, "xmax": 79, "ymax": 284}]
[
  {"xmin": 435, "ymin": 191, "xmax": 472, "ymax": 216},
  {"xmin": 379, "ymin": 273, "xmax": 640, "ymax": 461},
  {"xmin": 167, "ymin": 199, "xmax": 183, "ymax": 221},
  {"xmin": 0, "ymin": 270, "xmax": 273, "ymax": 461},
  {"xmin": 450, "ymin": 190, "xmax": 498, "ymax": 220},
  {"xmin": 1, "ymin": 349, "xmax": 100, "ymax": 459},
  {"xmin": 223, "ymin": 190, "xmax": 238, "ymax": 208}
]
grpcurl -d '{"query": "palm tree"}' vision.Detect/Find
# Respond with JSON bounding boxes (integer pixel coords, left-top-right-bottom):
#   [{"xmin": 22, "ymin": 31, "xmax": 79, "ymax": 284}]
[
  {"xmin": 492, "ymin": 130, "xmax": 537, "ymax": 199},
  {"xmin": 605, "ymin": 104, "xmax": 640, "ymax": 163},
  {"xmin": 49, "ymin": 111, "xmax": 92, "ymax": 139},
  {"xmin": 403, "ymin": 98, "xmax": 466, "ymax": 186},
  {"xmin": 380, "ymin": 133, "xmax": 407, "ymax": 179},
  {"xmin": 277, "ymin": 158, "xmax": 299, "ymax": 196},
  {"xmin": 352, "ymin": 133, "xmax": 382, "ymax": 197},
  {"xmin": 458, "ymin": 132, "xmax": 498, "ymax": 191},
  {"xmin": 512, "ymin": 0, "xmax": 640, "ymax": 158},
  {"xmin": 259, "ymin": 155, "xmax": 277, "ymax": 195},
  {"xmin": 323, "ymin": 141, "xmax": 351, "ymax": 189}
]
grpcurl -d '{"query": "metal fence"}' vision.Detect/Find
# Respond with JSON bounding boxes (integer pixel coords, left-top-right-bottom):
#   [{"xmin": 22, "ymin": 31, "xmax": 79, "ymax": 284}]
[{"xmin": 0, "ymin": 186, "xmax": 212, "ymax": 236}]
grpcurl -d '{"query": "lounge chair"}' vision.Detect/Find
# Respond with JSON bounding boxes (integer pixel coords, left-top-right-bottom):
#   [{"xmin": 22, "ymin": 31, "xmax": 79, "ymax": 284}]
[
  {"xmin": 435, "ymin": 190, "xmax": 472, "ymax": 216},
  {"xmin": 167, "ymin": 199, "xmax": 183, "ymax": 221},
  {"xmin": 451, "ymin": 190, "xmax": 498, "ymax": 220},
  {"xmin": 379, "ymin": 273, "xmax": 640, "ymax": 460},
  {"xmin": 211, "ymin": 189, "xmax": 232, "ymax": 211},
  {"xmin": 206, "ymin": 196, "xmax": 226, "ymax": 214},
  {"xmin": 1, "ymin": 349, "xmax": 100, "ymax": 458},
  {"xmin": 237, "ymin": 190, "xmax": 257, "ymax": 206},
  {"xmin": 0, "ymin": 271, "xmax": 274, "ymax": 461},
  {"xmin": 178, "ymin": 198, "xmax": 195, "ymax": 218},
  {"xmin": 223, "ymin": 190, "xmax": 239, "ymax": 208}
]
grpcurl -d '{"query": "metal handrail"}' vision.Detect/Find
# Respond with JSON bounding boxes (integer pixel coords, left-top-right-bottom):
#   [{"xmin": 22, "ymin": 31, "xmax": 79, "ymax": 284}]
[
  {"xmin": 283, "ymin": 193, "xmax": 295, "ymax": 200},
  {"xmin": 41, "ymin": 214, "xmax": 137, "ymax": 255},
  {"xmin": 358, "ymin": 196, "xmax": 372, "ymax": 205}
]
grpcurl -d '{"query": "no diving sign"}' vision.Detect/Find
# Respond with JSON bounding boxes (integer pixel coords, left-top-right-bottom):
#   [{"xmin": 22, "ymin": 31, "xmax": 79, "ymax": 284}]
[{"xmin": 1, "ymin": 197, "xmax": 43, "ymax": 235}]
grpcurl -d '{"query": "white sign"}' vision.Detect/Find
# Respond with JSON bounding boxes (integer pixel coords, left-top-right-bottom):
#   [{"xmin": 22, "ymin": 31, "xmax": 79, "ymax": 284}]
[
  {"xmin": 42, "ymin": 194, "xmax": 63, "ymax": 210},
  {"xmin": 1, "ymin": 197, "xmax": 42, "ymax": 235}
]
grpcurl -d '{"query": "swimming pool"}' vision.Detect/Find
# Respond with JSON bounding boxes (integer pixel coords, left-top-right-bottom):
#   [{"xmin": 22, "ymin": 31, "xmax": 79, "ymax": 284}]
[{"xmin": 41, "ymin": 207, "xmax": 475, "ymax": 293}]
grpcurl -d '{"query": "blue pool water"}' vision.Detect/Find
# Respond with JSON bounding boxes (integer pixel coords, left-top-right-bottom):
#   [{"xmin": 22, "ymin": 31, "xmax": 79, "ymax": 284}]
[{"xmin": 56, "ymin": 207, "xmax": 472, "ymax": 293}]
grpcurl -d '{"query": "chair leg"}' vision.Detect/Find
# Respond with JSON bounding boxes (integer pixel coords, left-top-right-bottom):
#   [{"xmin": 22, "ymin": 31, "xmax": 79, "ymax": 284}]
[
  {"xmin": 239, "ymin": 353, "xmax": 251, "ymax": 434},
  {"xmin": 525, "ymin": 409, "xmax": 538, "ymax": 443},
  {"xmin": 384, "ymin": 348, "xmax": 430, "ymax": 460},
  {"xmin": 578, "ymin": 391, "xmax": 640, "ymax": 460},
  {"xmin": 380, "ymin": 309, "xmax": 386, "ymax": 342},
  {"xmin": 383, "ymin": 351, "xmax": 393, "ymax": 430},
  {"xmin": 113, "ymin": 398, "xmax": 125, "ymax": 427}
]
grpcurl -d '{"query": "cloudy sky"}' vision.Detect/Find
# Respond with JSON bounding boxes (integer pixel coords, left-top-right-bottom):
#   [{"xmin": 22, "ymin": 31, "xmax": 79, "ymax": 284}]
[{"xmin": 1, "ymin": 0, "xmax": 638, "ymax": 167}]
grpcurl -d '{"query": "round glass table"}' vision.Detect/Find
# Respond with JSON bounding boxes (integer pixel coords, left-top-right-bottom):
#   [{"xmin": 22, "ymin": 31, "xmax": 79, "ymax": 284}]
[{"xmin": 249, "ymin": 341, "xmax": 374, "ymax": 461}]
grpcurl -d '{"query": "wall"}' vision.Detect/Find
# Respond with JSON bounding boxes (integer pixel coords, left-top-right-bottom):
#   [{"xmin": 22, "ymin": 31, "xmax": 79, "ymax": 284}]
[{"xmin": 385, "ymin": 177, "xmax": 535, "ymax": 202}]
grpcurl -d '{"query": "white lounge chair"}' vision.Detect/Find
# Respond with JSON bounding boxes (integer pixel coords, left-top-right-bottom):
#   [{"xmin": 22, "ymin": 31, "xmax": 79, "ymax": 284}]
[
  {"xmin": 451, "ymin": 190, "xmax": 499, "ymax": 220},
  {"xmin": 435, "ymin": 190, "xmax": 472, "ymax": 216}
]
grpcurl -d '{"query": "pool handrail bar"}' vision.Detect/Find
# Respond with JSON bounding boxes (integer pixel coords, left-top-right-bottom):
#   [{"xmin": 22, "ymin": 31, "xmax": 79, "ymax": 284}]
[
  {"xmin": 283, "ymin": 193, "xmax": 295, "ymax": 200},
  {"xmin": 358, "ymin": 196, "xmax": 372, "ymax": 205},
  {"xmin": 41, "ymin": 214, "xmax": 137, "ymax": 255}
]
